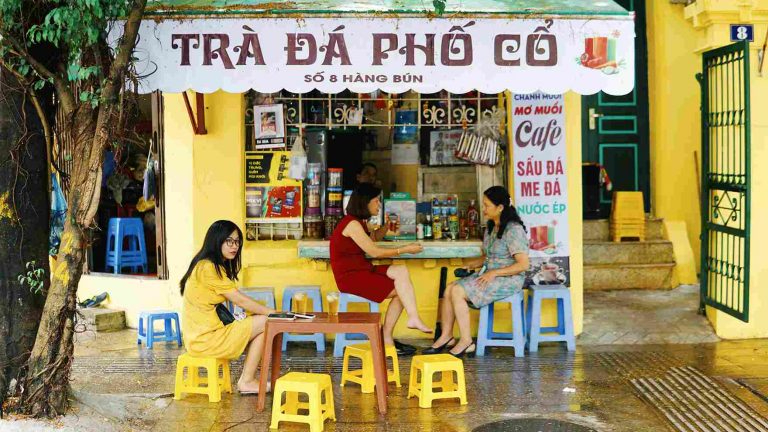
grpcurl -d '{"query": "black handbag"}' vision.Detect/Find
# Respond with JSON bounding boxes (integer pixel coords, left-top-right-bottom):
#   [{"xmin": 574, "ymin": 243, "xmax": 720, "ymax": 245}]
[{"xmin": 215, "ymin": 303, "xmax": 235, "ymax": 325}]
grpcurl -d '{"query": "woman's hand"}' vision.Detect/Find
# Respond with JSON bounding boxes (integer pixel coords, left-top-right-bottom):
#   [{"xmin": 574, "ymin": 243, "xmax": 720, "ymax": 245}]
[
  {"xmin": 399, "ymin": 243, "xmax": 424, "ymax": 255},
  {"xmin": 475, "ymin": 269, "xmax": 498, "ymax": 289}
]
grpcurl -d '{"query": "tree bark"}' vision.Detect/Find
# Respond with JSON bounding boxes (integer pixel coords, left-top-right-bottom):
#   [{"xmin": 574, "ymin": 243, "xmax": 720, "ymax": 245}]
[{"xmin": 0, "ymin": 66, "xmax": 49, "ymax": 416}]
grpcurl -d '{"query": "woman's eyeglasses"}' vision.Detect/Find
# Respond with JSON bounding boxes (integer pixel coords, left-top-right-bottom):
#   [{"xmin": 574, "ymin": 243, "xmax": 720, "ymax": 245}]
[{"xmin": 224, "ymin": 238, "xmax": 241, "ymax": 248}]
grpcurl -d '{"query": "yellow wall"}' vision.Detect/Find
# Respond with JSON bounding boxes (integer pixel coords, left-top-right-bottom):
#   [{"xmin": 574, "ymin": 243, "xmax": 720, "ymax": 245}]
[
  {"xmin": 565, "ymin": 92, "xmax": 584, "ymax": 334},
  {"xmin": 80, "ymin": 90, "xmax": 584, "ymax": 336},
  {"xmin": 682, "ymin": 1, "xmax": 768, "ymax": 338},
  {"xmin": 646, "ymin": 1, "xmax": 704, "ymax": 271}
]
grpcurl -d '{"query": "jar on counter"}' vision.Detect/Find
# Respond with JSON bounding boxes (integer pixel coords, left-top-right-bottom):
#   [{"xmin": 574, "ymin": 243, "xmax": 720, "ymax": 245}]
[
  {"xmin": 307, "ymin": 185, "xmax": 321, "ymax": 208},
  {"xmin": 324, "ymin": 213, "xmax": 342, "ymax": 240},
  {"xmin": 328, "ymin": 168, "xmax": 343, "ymax": 188},
  {"xmin": 327, "ymin": 187, "xmax": 343, "ymax": 209},
  {"xmin": 303, "ymin": 215, "xmax": 324, "ymax": 239}
]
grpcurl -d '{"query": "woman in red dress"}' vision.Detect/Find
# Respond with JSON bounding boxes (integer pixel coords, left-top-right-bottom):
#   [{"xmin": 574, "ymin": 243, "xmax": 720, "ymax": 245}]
[{"xmin": 330, "ymin": 183, "xmax": 432, "ymax": 354}]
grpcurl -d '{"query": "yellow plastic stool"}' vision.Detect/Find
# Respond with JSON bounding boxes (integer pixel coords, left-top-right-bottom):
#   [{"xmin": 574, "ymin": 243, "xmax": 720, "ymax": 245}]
[
  {"xmin": 270, "ymin": 372, "xmax": 336, "ymax": 432},
  {"xmin": 611, "ymin": 191, "xmax": 645, "ymax": 221},
  {"xmin": 407, "ymin": 354, "xmax": 467, "ymax": 408},
  {"xmin": 173, "ymin": 353, "xmax": 232, "ymax": 403},
  {"xmin": 340, "ymin": 343, "xmax": 401, "ymax": 393}
]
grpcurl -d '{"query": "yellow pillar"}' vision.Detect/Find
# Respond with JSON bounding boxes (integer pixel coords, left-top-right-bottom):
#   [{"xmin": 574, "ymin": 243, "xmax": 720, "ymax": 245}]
[{"xmin": 685, "ymin": 1, "xmax": 768, "ymax": 338}]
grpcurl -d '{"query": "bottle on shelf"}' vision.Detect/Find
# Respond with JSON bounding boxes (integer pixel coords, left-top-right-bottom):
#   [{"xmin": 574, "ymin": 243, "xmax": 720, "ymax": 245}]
[
  {"xmin": 416, "ymin": 213, "xmax": 425, "ymax": 240},
  {"xmin": 424, "ymin": 214, "xmax": 434, "ymax": 240},
  {"xmin": 459, "ymin": 210, "xmax": 468, "ymax": 240},
  {"xmin": 432, "ymin": 214, "xmax": 442, "ymax": 240}
]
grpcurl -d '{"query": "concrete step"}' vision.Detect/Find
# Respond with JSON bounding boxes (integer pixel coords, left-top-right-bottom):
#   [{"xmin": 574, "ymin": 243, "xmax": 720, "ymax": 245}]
[
  {"xmin": 584, "ymin": 263, "xmax": 676, "ymax": 290},
  {"xmin": 584, "ymin": 240, "xmax": 675, "ymax": 265},
  {"xmin": 78, "ymin": 307, "xmax": 126, "ymax": 332},
  {"xmin": 583, "ymin": 218, "xmax": 665, "ymax": 242}
]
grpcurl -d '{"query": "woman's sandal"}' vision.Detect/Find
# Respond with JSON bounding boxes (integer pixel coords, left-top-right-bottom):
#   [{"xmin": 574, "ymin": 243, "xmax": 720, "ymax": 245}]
[
  {"xmin": 449, "ymin": 342, "xmax": 476, "ymax": 359},
  {"xmin": 422, "ymin": 338, "xmax": 456, "ymax": 355}
]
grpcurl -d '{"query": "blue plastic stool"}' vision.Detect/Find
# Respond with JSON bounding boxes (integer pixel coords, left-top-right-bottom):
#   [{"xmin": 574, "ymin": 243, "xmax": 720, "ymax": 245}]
[
  {"xmin": 333, "ymin": 293, "xmax": 380, "ymax": 357},
  {"xmin": 525, "ymin": 285, "xmax": 575, "ymax": 352},
  {"xmin": 105, "ymin": 218, "xmax": 148, "ymax": 274},
  {"xmin": 476, "ymin": 290, "xmax": 526, "ymax": 357},
  {"xmin": 138, "ymin": 310, "xmax": 182, "ymax": 349},
  {"xmin": 230, "ymin": 287, "xmax": 276, "ymax": 315},
  {"xmin": 281, "ymin": 286, "xmax": 325, "ymax": 352}
]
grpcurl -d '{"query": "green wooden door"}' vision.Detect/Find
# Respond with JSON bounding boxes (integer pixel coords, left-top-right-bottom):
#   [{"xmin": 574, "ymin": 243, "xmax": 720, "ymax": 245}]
[{"xmin": 582, "ymin": 0, "xmax": 650, "ymax": 216}]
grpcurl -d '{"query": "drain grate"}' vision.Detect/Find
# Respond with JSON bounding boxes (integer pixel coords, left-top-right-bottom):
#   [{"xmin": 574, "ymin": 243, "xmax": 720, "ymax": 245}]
[
  {"xmin": 632, "ymin": 366, "xmax": 768, "ymax": 432},
  {"xmin": 472, "ymin": 419, "xmax": 597, "ymax": 431}
]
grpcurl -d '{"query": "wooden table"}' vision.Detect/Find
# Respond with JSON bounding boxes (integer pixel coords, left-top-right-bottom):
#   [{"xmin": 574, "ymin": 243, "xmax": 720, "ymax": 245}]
[{"xmin": 257, "ymin": 312, "xmax": 389, "ymax": 414}]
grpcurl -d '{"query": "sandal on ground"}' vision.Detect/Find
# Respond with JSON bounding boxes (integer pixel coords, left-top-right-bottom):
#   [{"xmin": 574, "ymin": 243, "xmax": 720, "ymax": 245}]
[
  {"xmin": 449, "ymin": 342, "xmax": 476, "ymax": 359},
  {"xmin": 422, "ymin": 338, "xmax": 456, "ymax": 355}
]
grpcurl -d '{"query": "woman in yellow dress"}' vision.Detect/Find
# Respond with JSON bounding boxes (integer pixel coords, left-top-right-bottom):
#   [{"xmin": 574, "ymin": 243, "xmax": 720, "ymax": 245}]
[{"xmin": 180, "ymin": 220, "xmax": 276, "ymax": 394}]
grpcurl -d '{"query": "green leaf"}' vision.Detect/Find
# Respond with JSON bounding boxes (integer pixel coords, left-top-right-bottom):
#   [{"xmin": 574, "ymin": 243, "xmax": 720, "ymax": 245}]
[{"xmin": 433, "ymin": 0, "xmax": 446, "ymax": 15}]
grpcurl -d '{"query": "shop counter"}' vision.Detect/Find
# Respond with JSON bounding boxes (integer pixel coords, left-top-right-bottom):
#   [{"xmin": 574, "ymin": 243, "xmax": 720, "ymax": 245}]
[{"xmin": 297, "ymin": 240, "xmax": 483, "ymax": 260}]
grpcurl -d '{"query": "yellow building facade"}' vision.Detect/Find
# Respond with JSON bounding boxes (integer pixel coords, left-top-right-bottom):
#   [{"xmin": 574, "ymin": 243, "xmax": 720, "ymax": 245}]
[{"xmin": 78, "ymin": 1, "xmax": 768, "ymax": 340}]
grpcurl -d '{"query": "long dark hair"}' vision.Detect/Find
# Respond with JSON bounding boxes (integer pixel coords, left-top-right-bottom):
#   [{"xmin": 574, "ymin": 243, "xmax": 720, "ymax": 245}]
[
  {"xmin": 345, "ymin": 182, "xmax": 382, "ymax": 220},
  {"xmin": 484, "ymin": 186, "xmax": 526, "ymax": 239},
  {"xmin": 180, "ymin": 220, "xmax": 243, "ymax": 295}
]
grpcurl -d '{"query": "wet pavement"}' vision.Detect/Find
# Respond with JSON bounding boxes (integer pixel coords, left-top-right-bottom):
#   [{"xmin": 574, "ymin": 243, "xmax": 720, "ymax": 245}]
[
  {"xmin": 69, "ymin": 328, "xmax": 768, "ymax": 432},
  {"xmin": 579, "ymin": 286, "xmax": 720, "ymax": 346}
]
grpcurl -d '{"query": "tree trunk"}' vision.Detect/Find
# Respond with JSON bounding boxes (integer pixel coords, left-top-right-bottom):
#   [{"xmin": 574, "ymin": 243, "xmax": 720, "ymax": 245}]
[
  {"xmin": 19, "ymin": 106, "xmax": 97, "ymax": 417},
  {"xmin": 0, "ymin": 67, "xmax": 49, "ymax": 416},
  {"xmin": 11, "ymin": 0, "xmax": 147, "ymax": 417}
]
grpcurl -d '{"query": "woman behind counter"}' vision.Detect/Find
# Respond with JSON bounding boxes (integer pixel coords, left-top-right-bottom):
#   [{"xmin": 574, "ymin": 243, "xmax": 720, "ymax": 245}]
[
  {"xmin": 424, "ymin": 186, "xmax": 530, "ymax": 358},
  {"xmin": 180, "ymin": 220, "xmax": 276, "ymax": 394},
  {"xmin": 330, "ymin": 183, "xmax": 432, "ymax": 355}
]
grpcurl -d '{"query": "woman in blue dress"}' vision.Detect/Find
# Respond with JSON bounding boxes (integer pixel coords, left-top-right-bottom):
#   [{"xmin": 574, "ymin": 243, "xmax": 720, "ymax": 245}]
[{"xmin": 424, "ymin": 186, "xmax": 530, "ymax": 357}]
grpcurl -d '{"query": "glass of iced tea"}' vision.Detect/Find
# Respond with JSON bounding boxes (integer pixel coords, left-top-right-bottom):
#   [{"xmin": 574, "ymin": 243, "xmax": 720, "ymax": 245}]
[
  {"xmin": 327, "ymin": 292, "xmax": 340, "ymax": 315},
  {"xmin": 293, "ymin": 292, "xmax": 308, "ymax": 314}
]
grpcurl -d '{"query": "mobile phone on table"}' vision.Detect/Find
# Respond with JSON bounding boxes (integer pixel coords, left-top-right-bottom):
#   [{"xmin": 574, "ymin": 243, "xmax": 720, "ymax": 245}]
[
  {"xmin": 293, "ymin": 312, "xmax": 315, "ymax": 319},
  {"xmin": 268, "ymin": 312, "xmax": 296, "ymax": 320}
]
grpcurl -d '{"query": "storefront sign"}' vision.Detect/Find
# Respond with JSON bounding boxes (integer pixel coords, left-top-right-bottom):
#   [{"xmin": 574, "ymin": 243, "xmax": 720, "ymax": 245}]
[
  {"xmin": 244, "ymin": 151, "xmax": 302, "ymax": 222},
  {"xmin": 512, "ymin": 93, "xmax": 570, "ymax": 287},
  {"xmin": 121, "ymin": 17, "xmax": 635, "ymax": 95}
]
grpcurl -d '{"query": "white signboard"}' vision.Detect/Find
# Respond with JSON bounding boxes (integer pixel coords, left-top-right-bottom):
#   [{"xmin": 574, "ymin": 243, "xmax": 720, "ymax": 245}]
[
  {"xmin": 512, "ymin": 93, "xmax": 570, "ymax": 287},
  {"xmin": 121, "ymin": 17, "xmax": 635, "ymax": 95}
]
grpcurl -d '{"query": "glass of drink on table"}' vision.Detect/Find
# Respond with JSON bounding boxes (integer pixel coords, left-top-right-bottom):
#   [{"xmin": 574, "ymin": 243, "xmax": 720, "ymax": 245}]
[
  {"xmin": 327, "ymin": 292, "xmax": 340, "ymax": 316},
  {"xmin": 293, "ymin": 292, "xmax": 308, "ymax": 314}
]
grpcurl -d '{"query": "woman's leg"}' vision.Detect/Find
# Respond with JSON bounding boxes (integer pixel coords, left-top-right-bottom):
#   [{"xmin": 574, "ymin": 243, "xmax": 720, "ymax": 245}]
[
  {"xmin": 431, "ymin": 283, "xmax": 458, "ymax": 348},
  {"xmin": 448, "ymin": 286, "xmax": 474, "ymax": 354},
  {"xmin": 385, "ymin": 265, "xmax": 432, "ymax": 333},
  {"xmin": 382, "ymin": 295, "xmax": 404, "ymax": 346},
  {"xmin": 237, "ymin": 315, "xmax": 267, "ymax": 392}
]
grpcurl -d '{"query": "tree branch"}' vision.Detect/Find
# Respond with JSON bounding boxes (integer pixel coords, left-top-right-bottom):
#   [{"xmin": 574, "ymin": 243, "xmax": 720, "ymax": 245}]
[
  {"xmin": 0, "ymin": 34, "xmax": 75, "ymax": 116},
  {"xmin": 1, "ymin": 64, "xmax": 54, "ymax": 184},
  {"xmin": 102, "ymin": 0, "xmax": 147, "ymax": 102}
]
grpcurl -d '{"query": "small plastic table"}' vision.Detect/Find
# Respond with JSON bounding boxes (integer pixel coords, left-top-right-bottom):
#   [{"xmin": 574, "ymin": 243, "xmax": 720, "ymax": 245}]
[{"xmin": 257, "ymin": 312, "xmax": 389, "ymax": 414}]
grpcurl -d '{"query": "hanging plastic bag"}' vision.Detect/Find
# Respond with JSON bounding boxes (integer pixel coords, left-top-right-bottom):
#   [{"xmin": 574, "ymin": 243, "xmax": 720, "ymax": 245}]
[
  {"xmin": 49, "ymin": 173, "xmax": 68, "ymax": 255},
  {"xmin": 143, "ymin": 144, "xmax": 156, "ymax": 201},
  {"xmin": 288, "ymin": 135, "xmax": 307, "ymax": 180}
]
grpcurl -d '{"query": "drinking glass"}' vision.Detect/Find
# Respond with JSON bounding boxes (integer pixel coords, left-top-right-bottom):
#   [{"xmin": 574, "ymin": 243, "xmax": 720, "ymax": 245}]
[{"xmin": 327, "ymin": 292, "xmax": 340, "ymax": 315}]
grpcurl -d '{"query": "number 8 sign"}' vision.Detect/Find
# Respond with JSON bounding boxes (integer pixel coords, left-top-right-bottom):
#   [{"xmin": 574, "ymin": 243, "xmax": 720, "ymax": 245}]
[{"xmin": 731, "ymin": 24, "xmax": 754, "ymax": 42}]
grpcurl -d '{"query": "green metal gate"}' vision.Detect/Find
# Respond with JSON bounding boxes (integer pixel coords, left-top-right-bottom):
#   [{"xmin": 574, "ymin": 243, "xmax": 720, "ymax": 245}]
[{"xmin": 699, "ymin": 41, "xmax": 751, "ymax": 322}]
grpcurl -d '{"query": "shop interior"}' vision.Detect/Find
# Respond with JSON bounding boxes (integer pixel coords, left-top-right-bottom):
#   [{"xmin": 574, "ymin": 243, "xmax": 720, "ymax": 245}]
[
  {"xmin": 244, "ymin": 90, "xmax": 508, "ymax": 243},
  {"xmin": 86, "ymin": 94, "xmax": 160, "ymax": 276}
]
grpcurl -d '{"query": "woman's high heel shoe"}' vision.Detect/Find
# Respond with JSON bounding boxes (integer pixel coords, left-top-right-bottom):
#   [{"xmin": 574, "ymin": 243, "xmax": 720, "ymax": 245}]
[
  {"xmin": 422, "ymin": 338, "xmax": 456, "ymax": 355},
  {"xmin": 449, "ymin": 342, "xmax": 476, "ymax": 359}
]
